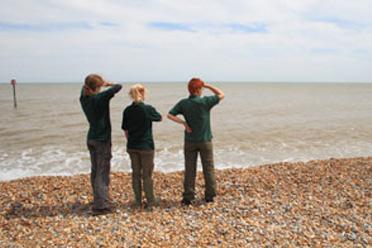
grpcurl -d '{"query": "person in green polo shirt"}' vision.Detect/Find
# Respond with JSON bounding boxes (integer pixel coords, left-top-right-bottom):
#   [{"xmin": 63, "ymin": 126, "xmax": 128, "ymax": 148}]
[
  {"xmin": 80, "ymin": 74, "xmax": 122, "ymax": 215},
  {"xmin": 122, "ymin": 84, "xmax": 162, "ymax": 210},
  {"xmin": 168, "ymin": 78, "xmax": 225, "ymax": 205}
]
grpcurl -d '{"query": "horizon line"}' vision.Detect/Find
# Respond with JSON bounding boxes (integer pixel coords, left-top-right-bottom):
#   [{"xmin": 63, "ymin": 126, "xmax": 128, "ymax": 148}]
[{"xmin": 1, "ymin": 81, "xmax": 372, "ymax": 84}]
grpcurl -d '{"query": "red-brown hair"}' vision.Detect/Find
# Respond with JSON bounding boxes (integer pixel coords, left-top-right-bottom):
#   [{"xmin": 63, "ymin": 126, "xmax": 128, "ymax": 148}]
[{"xmin": 188, "ymin": 78, "xmax": 204, "ymax": 94}]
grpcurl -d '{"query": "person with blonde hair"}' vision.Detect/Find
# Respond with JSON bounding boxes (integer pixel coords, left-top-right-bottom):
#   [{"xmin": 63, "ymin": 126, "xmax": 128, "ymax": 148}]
[
  {"xmin": 168, "ymin": 78, "xmax": 224, "ymax": 205},
  {"xmin": 121, "ymin": 84, "xmax": 162, "ymax": 210},
  {"xmin": 80, "ymin": 74, "xmax": 122, "ymax": 215}
]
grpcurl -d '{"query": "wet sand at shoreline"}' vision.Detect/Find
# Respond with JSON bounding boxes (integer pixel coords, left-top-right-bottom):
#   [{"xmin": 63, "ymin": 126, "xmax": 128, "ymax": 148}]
[{"xmin": 1, "ymin": 157, "xmax": 371, "ymax": 247}]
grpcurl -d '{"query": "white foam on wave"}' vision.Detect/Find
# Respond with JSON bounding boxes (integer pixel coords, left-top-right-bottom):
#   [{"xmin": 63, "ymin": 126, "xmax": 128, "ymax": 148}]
[
  {"xmin": 1, "ymin": 140, "xmax": 372, "ymax": 181},
  {"xmin": 0, "ymin": 168, "xmax": 36, "ymax": 181}
]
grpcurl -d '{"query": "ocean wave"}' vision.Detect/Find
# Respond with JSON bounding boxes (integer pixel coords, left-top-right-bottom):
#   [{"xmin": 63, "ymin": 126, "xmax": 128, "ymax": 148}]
[{"xmin": 1, "ymin": 140, "xmax": 372, "ymax": 181}]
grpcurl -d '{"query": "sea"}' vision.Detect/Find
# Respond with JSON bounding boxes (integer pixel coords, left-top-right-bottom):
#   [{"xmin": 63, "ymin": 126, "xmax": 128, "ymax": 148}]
[{"xmin": 1, "ymin": 82, "xmax": 371, "ymax": 181}]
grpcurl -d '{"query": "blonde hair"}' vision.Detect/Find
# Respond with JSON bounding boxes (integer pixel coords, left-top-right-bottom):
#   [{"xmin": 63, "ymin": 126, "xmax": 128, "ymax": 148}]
[
  {"xmin": 84, "ymin": 74, "xmax": 104, "ymax": 96},
  {"xmin": 129, "ymin": 84, "xmax": 146, "ymax": 102}
]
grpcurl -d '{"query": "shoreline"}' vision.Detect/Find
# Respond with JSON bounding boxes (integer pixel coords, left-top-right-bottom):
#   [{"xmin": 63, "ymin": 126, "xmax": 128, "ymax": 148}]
[
  {"xmin": 1, "ymin": 157, "xmax": 371, "ymax": 246},
  {"xmin": 0, "ymin": 156, "xmax": 367, "ymax": 183}
]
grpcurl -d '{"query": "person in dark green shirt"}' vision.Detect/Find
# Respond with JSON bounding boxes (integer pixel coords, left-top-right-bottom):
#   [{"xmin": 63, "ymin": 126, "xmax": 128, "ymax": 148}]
[
  {"xmin": 168, "ymin": 78, "xmax": 224, "ymax": 205},
  {"xmin": 80, "ymin": 74, "xmax": 122, "ymax": 215},
  {"xmin": 122, "ymin": 84, "xmax": 162, "ymax": 210}
]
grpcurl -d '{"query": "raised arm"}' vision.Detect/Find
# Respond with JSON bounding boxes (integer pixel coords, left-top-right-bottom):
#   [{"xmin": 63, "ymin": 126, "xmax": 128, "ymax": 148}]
[
  {"xmin": 108, "ymin": 83, "xmax": 122, "ymax": 94},
  {"xmin": 98, "ymin": 83, "xmax": 122, "ymax": 100},
  {"xmin": 167, "ymin": 114, "xmax": 192, "ymax": 133},
  {"xmin": 203, "ymin": 83, "xmax": 224, "ymax": 101}
]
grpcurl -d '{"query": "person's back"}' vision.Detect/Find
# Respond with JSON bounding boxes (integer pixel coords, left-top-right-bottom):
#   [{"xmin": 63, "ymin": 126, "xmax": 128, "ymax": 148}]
[
  {"xmin": 122, "ymin": 102, "xmax": 160, "ymax": 150},
  {"xmin": 80, "ymin": 82, "xmax": 121, "ymax": 141},
  {"xmin": 172, "ymin": 94, "xmax": 219, "ymax": 142},
  {"xmin": 81, "ymin": 92, "xmax": 110, "ymax": 141}
]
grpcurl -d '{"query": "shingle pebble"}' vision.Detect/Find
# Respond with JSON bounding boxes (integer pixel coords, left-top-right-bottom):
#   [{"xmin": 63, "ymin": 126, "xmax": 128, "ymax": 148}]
[{"xmin": 0, "ymin": 157, "xmax": 371, "ymax": 247}]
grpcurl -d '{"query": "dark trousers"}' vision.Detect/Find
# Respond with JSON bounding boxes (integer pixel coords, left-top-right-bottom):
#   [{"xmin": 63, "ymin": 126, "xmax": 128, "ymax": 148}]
[
  {"xmin": 127, "ymin": 149, "xmax": 155, "ymax": 205},
  {"xmin": 87, "ymin": 140, "xmax": 112, "ymax": 210},
  {"xmin": 183, "ymin": 141, "xmax": 216, "ymax": 201}
]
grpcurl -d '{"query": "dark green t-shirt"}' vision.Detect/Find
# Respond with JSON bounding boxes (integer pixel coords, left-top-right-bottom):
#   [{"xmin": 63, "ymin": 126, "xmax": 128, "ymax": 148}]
[
  {"xmin": 122, "ymin": 102, "xmax": 162, "ymax": 150},
  {"xmin": 80, "ymin": 84, "xmax": 122, "ymax": 141},
  {"xmin": 169, "ymin": 95, "xmax": 220, "ymax": 143}
]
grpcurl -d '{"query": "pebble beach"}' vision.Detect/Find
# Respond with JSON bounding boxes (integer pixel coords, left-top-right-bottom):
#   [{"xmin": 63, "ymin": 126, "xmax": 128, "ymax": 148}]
[{"xmin": 0, "ymin": 157, "xmax": 371, "ymax": 247}]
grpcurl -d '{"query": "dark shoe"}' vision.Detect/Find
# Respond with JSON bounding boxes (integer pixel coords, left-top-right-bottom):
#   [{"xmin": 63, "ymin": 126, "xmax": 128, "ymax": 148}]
[
  {"xmin": 153, "ymin": 197, "xmax": 161, "ymax": 206},
  {"xmin": 92, "ymin": 207, "xmax": 112, "ymax": 216},
  {"xmin": 181, "ymin": 199, "xmax": 192, "ymax": 206},
  {"xmin": 205, "ymin": 197, "xmax": 214, "ymax": 203},
  {"xmin": 145, "ymin": 197, "xmax": 160, "ymax": 210},
  {"xmin": 132, "ymin": 201, "xmax": 142, "ymax": 209},
  {"xmin": 145, "ymin": 205, "xmax": 153, "ymax": 212}
]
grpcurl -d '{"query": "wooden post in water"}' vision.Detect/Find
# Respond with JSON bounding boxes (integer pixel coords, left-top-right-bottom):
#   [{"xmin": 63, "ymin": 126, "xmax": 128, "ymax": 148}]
[{"xmin": 11, "ymin": 79, "xmax": 17, "ymax": 108}]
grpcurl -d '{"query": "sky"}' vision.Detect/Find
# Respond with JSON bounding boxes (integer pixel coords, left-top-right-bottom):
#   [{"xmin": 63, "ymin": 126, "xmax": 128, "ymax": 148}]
[{"xmin": 0, "ymin": 0, "xmax": 371, "ymax": 83}]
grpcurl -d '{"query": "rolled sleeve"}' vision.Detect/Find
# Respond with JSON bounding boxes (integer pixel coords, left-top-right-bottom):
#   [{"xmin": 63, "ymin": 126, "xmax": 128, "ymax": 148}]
[
  {"xmin": 146, "ymin": 105, "xmax": 162, "ymax": 121},
  {"xmin": 169, "ymin": 101, "xmax": 182, "ymax": 116}
]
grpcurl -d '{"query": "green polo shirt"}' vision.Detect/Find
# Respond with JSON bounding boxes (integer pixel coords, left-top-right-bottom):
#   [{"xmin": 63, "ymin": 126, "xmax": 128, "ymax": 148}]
[
  {"xmin": 122, "ymin": 102, "xmax": 162, "ymax": 150},
  {"xmin": 80, "ymin": 84, "xmax": 122, "ymax": 141},
  {"xmin": 169, "ymin": 95, "xmax": 220, "ymax": 143}
]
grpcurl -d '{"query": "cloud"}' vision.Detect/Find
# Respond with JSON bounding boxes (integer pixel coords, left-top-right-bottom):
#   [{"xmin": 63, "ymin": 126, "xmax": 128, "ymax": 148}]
[
  {"xmin": 310, "ymin": 48, "xmax": 339, "ymax": 54},
  {"xmin": 147, "ymin": 22, "xmax": 194, "ymax": 32},
  {"xmin": 0, "ymin": 21, "xmax": 93, "ymax": 32},
  {"xmin": 99, "ymin": 22, "xmax": 118, "ymax": 28},
  {"xmin": 147, "ymin": 21, "xmax": 268, "ymax": 34},
  {"xmin": 0, "ymin": 0, "xmax": 371, "ymax": 82},
  {"xmin": 306, "ymin": 16, "xmax": 367, "ymax": 31},
  {"xmin": 226, "ymin": 23, "xmax": 268, "ymax": 33}
]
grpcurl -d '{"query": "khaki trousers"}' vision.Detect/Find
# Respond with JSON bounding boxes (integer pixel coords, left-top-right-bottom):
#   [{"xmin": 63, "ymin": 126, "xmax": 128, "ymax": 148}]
[
  {"xmin": 127, "ymin": 149, "xmax": 155, "ymax": 205},
  {"xmin": 183, "ymin": 141, "xmax": 216, "ymax": 201}
]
